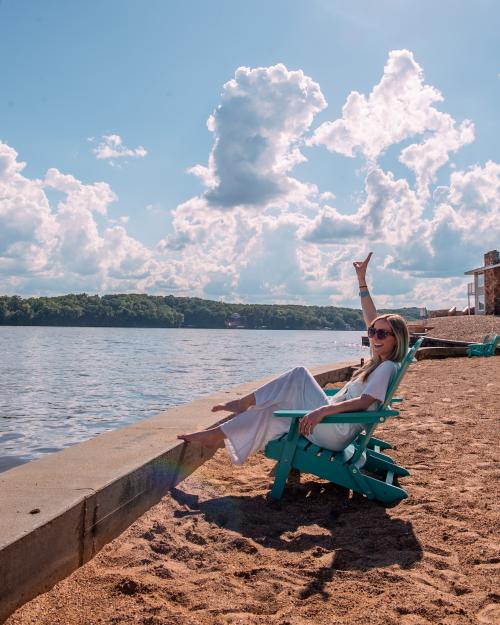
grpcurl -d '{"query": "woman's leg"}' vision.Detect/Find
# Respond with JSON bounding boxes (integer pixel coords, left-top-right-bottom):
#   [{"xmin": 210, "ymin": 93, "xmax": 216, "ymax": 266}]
[
  {"xmin": 253, "ymin": 366, "xmax": 327, "ymax": 410},
  {"xmin": 211, "ymin": 393, "xmax": 256, "ymax": 415},
  {"xmin": 178, "ymin": 366, "xmax": 328, "ymax": 460},
  {"xmin": 177, "ymin": 425, "xmax": 226, "ymax": 448},
  {"xmin": 213, "ymin": 365, "xmax": 328, "ymax": 415},
  {"xmin": 177, "ymin": 394, "xmax": 256, "ymax": 447},
  {"xmin": 177, "ymin": 392, "xmax": 256, "ymax": 445}
]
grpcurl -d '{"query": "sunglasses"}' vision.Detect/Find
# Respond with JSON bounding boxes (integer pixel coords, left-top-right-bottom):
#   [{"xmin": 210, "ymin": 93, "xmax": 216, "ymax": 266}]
[{"xmin": 368, "ymin": 327, "xmax": 395, "ymax": 340}]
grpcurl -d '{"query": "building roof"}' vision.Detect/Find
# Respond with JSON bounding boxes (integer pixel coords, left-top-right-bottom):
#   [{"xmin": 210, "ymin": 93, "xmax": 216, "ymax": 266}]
[{"xmin": 464, "ymin": 262, "xmax": 500, "ymax": 275}]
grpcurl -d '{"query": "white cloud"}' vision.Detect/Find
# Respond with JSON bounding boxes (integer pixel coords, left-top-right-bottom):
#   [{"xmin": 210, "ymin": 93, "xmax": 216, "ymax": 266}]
[
  {"xmin": 302, "ymin": 167, "xmax": 422, "ymax": 246},
  {"xmin": 92, "ymin": 134, "xmax": 147, "ymax": 164},
  {"xmin": 448, "ymin": 160, "xmax": 500, "ymax": 217},
  {"xmin": 0, "ymin": 142, "xmax": 58, "ymax": 276},
  {"xmin": 391, "ymin": 161, "xmax": 499, "ymax": 276},
  {"xmin": 297, "ymin": 49, "xmax": 497, "ymax": 306},
  {"xmin": 311, "ymin": 50, "xmax": 442, "ymax": 160},
  {"xmin": 311, "ymin": 49, "xmax": 475, "ymax": 199},
  {"xmin": 302, "ymin": 157, "xmax": 498, "ymax": 286},
  {"xmin": 302, "ymin": 204, "xmax": 364, "ymax": 242},
  {"xmin": 154, "ymin": 64, "xmax": 331, "ymax": 301},
  {"xmin": 45, "ymin": 167, "xmax": 116, "ymax": 215},
  {"xmin": 399, "ymin": 116, "xmax": 474, "ymax": 199},
  {"xmin": 0, "ymin": 141, "xmax": 181, "ymax": 295},
  {"xmin": 189, "ymin": 63, "xmax": 326, "ymax": 209}
]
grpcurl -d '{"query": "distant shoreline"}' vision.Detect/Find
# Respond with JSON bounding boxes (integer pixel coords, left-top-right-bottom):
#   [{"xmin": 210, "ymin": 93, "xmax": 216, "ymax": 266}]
[{"xmin": 0, "ymin": 293, "xmax": 421, "ymax": 331}]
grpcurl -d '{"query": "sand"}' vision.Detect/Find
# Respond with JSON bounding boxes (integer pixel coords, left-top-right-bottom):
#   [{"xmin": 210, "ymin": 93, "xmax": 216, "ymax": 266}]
[
  {"xmin": 424, "ymin": 315, "xmax": 500, "ymax": 343},
  {"xmin": 6, "ymin": 322, "xmax": 500, "ymax": 625}
]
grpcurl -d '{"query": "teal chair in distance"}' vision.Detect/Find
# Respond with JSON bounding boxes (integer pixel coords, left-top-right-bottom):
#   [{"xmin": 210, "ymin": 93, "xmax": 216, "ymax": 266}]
[
  {"xmin": 466, "ymin": 335, "xmax": 499, "ymax": 357},
  {"xmin": 264, "ymin": 338, "xmax": 424, "ymax": 504}
]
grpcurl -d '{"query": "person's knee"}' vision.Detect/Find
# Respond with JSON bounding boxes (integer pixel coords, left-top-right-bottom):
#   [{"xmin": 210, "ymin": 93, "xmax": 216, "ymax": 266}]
[{"xmin": 291, "ymin": 365, "xmax": 311, "ymax": 379}]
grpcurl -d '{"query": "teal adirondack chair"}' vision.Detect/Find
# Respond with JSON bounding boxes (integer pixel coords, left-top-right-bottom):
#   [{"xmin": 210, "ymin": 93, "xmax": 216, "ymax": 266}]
[
  {"xmin": 264, "ymin": 337, "xmax": 424, "ymax": 504},
  {"xmin": 466, "ymin": 335, "xmax": 489, "ymax": 356},
  {"xmin": 466, "ymin": 335, "xmax": 499, "ymax": 357}
]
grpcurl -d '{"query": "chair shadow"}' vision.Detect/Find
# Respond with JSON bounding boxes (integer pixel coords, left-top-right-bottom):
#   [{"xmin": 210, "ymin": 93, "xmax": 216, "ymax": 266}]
[{"xmin": 170, "ymin": 478, "xmax": 422, "ymax": 599}]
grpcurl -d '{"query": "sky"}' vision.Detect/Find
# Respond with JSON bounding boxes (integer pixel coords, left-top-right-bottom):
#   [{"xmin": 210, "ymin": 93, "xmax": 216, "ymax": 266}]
[{"xmin": 0, "ymin": 0, "xmax": 499, "ymax": 309}]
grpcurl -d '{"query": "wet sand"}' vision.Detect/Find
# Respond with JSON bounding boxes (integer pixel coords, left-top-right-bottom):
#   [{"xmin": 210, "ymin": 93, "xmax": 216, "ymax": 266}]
[{"xmin": 6, "ymin": 349, "xmax": 500, "ymax": 624}]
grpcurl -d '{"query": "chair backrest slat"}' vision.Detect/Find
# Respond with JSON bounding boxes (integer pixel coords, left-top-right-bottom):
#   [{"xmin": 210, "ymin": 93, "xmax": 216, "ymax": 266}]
[
  {"xmin": 382, "ymin": 337, "xmax": 424, "ymax": 409},
  {"xmin": 487, "ymin": 335, "xmax": 499, "ymax": 355},
  {"xmin": 351, "ymin": 337, "xmax": 424, "ymax": 460}
]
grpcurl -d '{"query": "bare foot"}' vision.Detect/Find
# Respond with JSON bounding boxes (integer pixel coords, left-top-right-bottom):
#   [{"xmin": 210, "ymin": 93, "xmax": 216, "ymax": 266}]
[
  {"xmin": 211, "ymin": 399, "xmax": 241, "ymax": 413},
  {"xmin": 211, "ymin": 394, "xmax": 255, "ymax": 414},
  {"xmin": 177, "ymin": 427, "xmax": 224, "ymax": 448}
]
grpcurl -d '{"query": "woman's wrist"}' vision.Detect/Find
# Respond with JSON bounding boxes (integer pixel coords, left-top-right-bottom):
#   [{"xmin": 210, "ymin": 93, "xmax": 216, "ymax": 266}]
[
  {"xmin": 313, "ymin": 407, "xmax": 327, "ymax": 421},
  {"xmin": 316, "ymin": 406, "xmax": 328, "ymax": 420}
]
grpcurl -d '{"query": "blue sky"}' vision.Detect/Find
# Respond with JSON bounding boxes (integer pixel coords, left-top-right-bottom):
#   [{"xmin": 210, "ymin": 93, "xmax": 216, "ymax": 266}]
[{"xmin": 0, "ymin": 0, "xmax": 499, "ymax": 308}]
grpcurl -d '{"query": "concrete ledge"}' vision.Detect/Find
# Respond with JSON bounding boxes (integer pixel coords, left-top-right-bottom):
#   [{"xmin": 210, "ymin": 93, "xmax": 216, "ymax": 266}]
[{"xmin": 0, "ymin": 360, "xmax": 357, "ymax": 623}]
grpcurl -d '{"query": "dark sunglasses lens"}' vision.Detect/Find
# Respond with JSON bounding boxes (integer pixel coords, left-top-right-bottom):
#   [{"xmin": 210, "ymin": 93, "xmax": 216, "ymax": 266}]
[{"xmin": 368, "ymin": 328, "xmax": 390, "ymax": 339}]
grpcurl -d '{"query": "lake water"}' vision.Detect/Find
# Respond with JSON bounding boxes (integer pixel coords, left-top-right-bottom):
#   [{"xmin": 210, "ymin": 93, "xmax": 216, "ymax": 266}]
[{"xmin": 0, "ymin": 326, "xmax": 367, "ymax": 473}]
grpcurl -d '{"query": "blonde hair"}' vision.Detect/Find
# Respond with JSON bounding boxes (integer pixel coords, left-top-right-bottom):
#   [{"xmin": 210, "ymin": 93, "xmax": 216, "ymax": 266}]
[{"xmin": 353, "ymin": 313, "xmax": 409, "ymax": 382}]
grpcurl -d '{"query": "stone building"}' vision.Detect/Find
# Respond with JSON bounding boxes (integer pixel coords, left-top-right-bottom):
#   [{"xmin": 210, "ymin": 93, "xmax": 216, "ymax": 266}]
[{"xmin": 464, "ymin": 250, "xmax": 500, "ymax": 315}]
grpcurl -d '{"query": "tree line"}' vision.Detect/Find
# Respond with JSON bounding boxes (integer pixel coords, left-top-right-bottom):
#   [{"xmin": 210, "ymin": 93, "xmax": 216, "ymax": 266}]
[{"xmin": 0, "ymin": 294, "xmax": 420, "ymax": 330}]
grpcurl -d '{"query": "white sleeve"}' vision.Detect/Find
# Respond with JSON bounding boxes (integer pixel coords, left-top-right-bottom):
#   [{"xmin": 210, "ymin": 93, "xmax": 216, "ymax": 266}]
[{"xmin": 361, "ymin": 361, "xmax": 398, "ymax": 403}]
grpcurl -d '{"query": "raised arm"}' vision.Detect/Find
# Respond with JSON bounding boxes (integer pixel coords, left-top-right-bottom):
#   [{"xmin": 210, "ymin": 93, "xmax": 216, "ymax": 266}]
[{"xmin": 353, "ymin": 252, "xmax": 377, "ymax": 328}]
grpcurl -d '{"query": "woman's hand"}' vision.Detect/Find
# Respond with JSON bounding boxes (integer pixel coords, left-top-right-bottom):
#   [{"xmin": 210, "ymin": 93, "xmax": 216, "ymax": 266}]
[
  {"xmin": 354, "ymin": 252, "xmax": 377, "ymax": 326},
  {"xmin": 353, "ymin": 252, "xmax": 373, "ymax": 285},
  {"xmin": 299, "ymin": 408, "xmax": 325, "ymax": 436}
]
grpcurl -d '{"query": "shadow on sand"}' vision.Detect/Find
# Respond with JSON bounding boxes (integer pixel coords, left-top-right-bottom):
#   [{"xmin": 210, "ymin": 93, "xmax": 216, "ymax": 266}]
[{"xmin": 170, "ymin": 478, "xmax": 422, "ymax": 599}]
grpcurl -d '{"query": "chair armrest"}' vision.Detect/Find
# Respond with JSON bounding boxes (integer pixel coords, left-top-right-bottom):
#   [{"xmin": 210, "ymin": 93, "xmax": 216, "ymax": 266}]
[
  {"xmin": 325, "ymin": 388, "xmax": 402, "ymax": 402},
  {"xmin": 322, "ymin": 410, "xmax": 398, "ymax": 423},
  {"xmin": 273, "ymin": 409, "xmax": 399, "ymax": 424}
]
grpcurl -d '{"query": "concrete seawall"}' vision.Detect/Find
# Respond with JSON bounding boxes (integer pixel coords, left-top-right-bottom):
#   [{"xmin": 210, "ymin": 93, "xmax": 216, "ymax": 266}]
[{"xmin": 0, "ymin": 360, "xmax": 357, "ymax": 623}]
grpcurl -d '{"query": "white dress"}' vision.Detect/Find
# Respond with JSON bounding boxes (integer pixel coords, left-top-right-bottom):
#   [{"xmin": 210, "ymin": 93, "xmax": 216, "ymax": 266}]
[{"xmin": 220, "ymin": 362, "xmax": 398, "ymax": 465}]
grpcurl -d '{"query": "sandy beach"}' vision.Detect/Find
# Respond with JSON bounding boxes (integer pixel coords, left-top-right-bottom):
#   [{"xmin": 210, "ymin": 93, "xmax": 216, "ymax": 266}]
[
  {"xmin": 6, "ymin": 319, "xmax": 500, "ymax": 625},
  {"xmin": 420, "ymin": 315, "xmax": 500, "ymax": 344}
]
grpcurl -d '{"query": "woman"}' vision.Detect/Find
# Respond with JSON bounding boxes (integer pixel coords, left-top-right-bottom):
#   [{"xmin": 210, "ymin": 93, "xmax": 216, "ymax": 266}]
[{"xmin": 178, "ymin": 253, "xmax": 409, "ymax": 464}]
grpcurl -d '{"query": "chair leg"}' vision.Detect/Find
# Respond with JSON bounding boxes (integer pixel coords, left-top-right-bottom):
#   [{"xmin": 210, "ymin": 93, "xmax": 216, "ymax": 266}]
[{"xmin": 269, "ymin": 461, "xmax": 291, "ymax": 500}]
